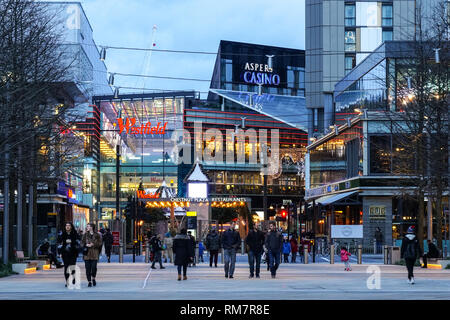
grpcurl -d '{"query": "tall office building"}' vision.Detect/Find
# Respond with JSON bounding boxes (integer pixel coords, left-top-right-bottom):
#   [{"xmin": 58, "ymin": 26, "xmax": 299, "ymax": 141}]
[{"xmin": 305, "ymin": 0, "xmax": 444, "ymax": 137}]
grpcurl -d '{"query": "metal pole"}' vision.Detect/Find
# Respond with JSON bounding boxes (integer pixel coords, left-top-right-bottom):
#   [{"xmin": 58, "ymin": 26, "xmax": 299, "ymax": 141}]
[
  {"xmin": 119, "ymin": 243, "xmax": 123, "ymax": 263},
  {"xmin": 330, "ymin": 244, "xmax": 335, "ymax": 264},
  {"xmin": 357, "ymin": 244, "xmax": 362, "ymax": 264},
  {"xmin": 145, "ymin": 243, "xmax": 149, "ymax": 263},
  {"xmin": 304, "ymin": 246, "xmax": 309, "ymax": 264},
  {"xmin": 384, "ymin": 245, "xmax": 388, "ymax": 264},
  {"xmin": 132, "ymin": 241, "xmax": 136, "ymax": 263},
  {"xmin": 27, "ymin": 185, "xmax": 33, "ymax": 258},
  {"xmin": 373, "ymin": 239, "xmax": 377, "ymax": 254},
  {"xmin": 3, "ymin": 148, "xmax": 9, "ymax": 264}
]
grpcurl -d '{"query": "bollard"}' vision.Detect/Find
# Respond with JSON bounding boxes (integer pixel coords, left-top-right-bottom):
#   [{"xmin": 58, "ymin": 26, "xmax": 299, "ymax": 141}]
[
  {"xmin": 373, "ymin": 239, "xmax": 377, "ymax": 254},
  {"xmin": 330, "ymin": 244, "xmax": 335, "ymax": 264},
  {"xmin": 145, "ymin": 244, "xmax": 149, "ymax": 263},
  {"xmin": 241, "ymin": 239, "xmax": 245, "ymax": 255},
  {"xmin": 304, "ymin": 247, "xmax": 309, "ymax": 264},
  {"xmin": 119, "ymin": 243, "xmax": 123, "ymax": 263},
  {"xmin": 357, "ymin": 244, "xmax": 362, "ymax": 264},
  {"xmin": 383, "ymin": 245, "xmax": 388, "ymax": 264},
  {"xmin": 220, "ymin": 248, "xmax": 224, "ymax": 264}
]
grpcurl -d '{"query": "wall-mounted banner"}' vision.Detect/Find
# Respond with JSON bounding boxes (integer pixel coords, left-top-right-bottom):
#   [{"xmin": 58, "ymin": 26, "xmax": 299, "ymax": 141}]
[{"xmin": 115, "ymin": 117, "xmax": 168, "ymax": 135}]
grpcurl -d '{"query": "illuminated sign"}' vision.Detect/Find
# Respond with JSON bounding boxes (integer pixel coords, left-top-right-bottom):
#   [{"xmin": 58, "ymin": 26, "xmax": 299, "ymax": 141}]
[
  {"xmin": 115, "ymin": 118, "xmax": 168, "ymax": 135},
  {"xmin": 243, "ymin": 62, "xmax": 280, "ymax": 86},
  {"xmin": 137, "ymin": 190, "xmax": 160, "ymax": 199}
]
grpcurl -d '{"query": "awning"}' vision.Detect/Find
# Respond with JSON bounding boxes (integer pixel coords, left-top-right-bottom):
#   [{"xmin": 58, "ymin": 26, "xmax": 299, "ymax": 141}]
[{"xmin": 315, "ymin": 191, "xmax": 358, "ymax": 206}]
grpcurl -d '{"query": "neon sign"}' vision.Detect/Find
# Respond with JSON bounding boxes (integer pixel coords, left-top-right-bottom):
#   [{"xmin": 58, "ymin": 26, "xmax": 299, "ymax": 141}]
[
  {"xmin": 115, "ymin": 118, "xmax": 168, "ymax": 135},
  {"xmin": 242, "ymin": 62, "xmax": 280, "ymax": 86},
  {"xmin": 137, "ymin": 190, "xmax": 160, "ymax": 199}
]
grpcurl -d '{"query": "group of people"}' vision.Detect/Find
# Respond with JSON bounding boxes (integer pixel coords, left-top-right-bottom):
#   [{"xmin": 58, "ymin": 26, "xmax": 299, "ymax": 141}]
[{"xmin": 56, "ymin": 222, "xmax": 114, "ymax": 288}]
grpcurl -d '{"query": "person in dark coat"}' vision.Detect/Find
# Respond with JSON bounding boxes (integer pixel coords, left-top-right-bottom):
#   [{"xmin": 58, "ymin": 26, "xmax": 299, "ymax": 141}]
[
  {"xmin": 422, "ymin": 239, "xmax": 440, "ymax": 268},
  {"xmin": 205, "ymin": 229, "xmax": 220, "ymax": 267},
  {"xmin": 290, "ymin": 236, "xmax": 298, "ymax": 263},
  {"xmin": 400, "ymin": 226, "xmax": 422, "ymax": 284},
  {"xmin": 375, "ymin": 227, "xmax": 383, "ymax": 254},
  {"xmin": 245, "ymin": 223, "xmax": 265, "ymax": 278},
  {"xmin": 103, "ymin": 228, "xmax": 114, "ymax": 263},
  {"xmin": 173, "ymin": 229, "xmax": 193, "ymax": 281},
  {"xmin": 221, "ymin": 222, "xmax": 241, "ymax": 279},
  {"xmin": 151, "ymin": 234, "xmax": 165, "ymax": 269},
  {"xmin": 187, "ymin": 231, "xmax": 196, "ymax": 267},
  {"xmin": 57, "ymin": 222, "xmax": 80, "ymax": 287},
  {"xmin": 264, "ymin": 222, "xmax": 283, "ymax": 278}
]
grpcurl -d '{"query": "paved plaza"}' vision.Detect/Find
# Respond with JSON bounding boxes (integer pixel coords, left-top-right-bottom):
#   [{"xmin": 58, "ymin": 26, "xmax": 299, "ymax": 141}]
[{"xmin": 1, "ymin": 254, "xmax": 450, "ymax": 300}]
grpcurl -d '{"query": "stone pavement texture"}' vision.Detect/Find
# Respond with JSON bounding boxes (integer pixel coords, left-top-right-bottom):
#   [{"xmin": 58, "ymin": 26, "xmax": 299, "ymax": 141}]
[{"xmin": 1, "ymin": 255, "xmax": 450, "ymax": 300}]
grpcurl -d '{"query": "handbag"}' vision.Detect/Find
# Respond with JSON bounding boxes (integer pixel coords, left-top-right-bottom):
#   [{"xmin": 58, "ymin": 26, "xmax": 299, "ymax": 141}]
[{"xmin": 82, "ymin": 246, "xmax": 89, "ymax": 256}]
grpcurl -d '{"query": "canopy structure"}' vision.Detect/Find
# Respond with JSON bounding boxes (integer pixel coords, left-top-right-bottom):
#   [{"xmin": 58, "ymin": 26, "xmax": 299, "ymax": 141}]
[{"xmin": 315, "ymin": 191, "xmax": 359, "ymax": 206}]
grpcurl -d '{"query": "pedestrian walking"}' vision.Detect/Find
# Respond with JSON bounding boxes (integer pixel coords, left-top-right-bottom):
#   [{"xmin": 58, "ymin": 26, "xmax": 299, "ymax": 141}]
[
  {"xmin": 400, "ymin": 226, "xmax": 421, "ymax": 284},
  {"xmin": 264, "ymin": 222, "xmax": 283, "ymax": 278},
  {"xmin": 198, "ymin": 241, "xmax": 205, "ymax": 263},
  {"xmin": 244, "ymin": 223, "xmax": 265, "ymax": 278},
  {"xmin": 221, "ymin": 222, "xmax": 241, "ymax": 279},
  {"xmin": 187, "ymin": 231, "xmax": 196, "ymax": 267},
  {"xmin": 282, "ymin": 237, "xmax": 291, "ymax": 263},
  {"xmin": 290, "ymin": 236, "xmax": 298, "ymax": 263},
  {"xmin": 151, "ymin": 234, "xmax": 165, "ymax": 269},
  {"xmin": 163, "ymin": 231, "xmax": 174, "ymax": 263},
  {"xmin": 57, "ymin": 222, "xmax": 80, "ymax": 287},
  {"xmin": 340, "ymin": 247, "xmax": 352, "ymax": 271},
  {"xmin": 173, "ymin": 229, "xmax": 194, "ymax": 281},
  {"xmin": 205, "ymin": 229, "xmax": 220, "ymax": 267},
  {"xmin": 103, "ymin": 228, "xmax": 114, "ymax": 263},
  {"xmin": 81, "ymin": 223, "xmax": 102, "ymax": 287}
]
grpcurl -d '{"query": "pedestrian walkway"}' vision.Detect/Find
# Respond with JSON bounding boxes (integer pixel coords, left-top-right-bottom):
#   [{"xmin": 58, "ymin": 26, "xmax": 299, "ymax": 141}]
[{"xmin": 1, "ymin": 258, "xmax": 450, "ymax": 300}]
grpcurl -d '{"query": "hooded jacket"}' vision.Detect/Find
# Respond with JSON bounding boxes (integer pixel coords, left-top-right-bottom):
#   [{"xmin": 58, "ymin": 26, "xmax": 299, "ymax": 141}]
[
  {"xmin": 401, "ymin": 233, "xmax": 421, "ymax": 260},
  {"xmin": 205, "ymin": 231, "xmax": 221, "ymax": 251},
  {"xmin": 173, "ymin": 234, "xmax": 193, "ymax": 266}
]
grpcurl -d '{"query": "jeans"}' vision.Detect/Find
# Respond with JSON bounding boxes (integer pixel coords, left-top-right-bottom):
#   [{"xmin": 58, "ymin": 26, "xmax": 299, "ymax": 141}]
[
  {"xmin": 152, "ymin": 251, "xmax": 163, "ymax": 268},
  {"xmin": 248, "ymin": 251, "xmax": 262, "ymax": 277},
  {"xmin": 84, "ymin": 260, "xmax": 98, "ymax": 282},
  {"xmin": 405, "ymin": 258, "xmax": 416, "ymax": 280},
  {"xmin": 224, "ymin": 248, "xmax": 237, "ymax": 277},
  {"xmin": 344, "ymin": 260, "xmax": 351, "ymax": 269},
  {"xmin": 268, "ymin": 251, "xmax": 280, "ymax": 276},
  {"xmin": 177, "ymin": 264, "xmax": 188, "ymax": 276},
  {"xmin": 283, "ymin": 253, "xmax": 289, "ymax": 263},
  {"xmin": 209, "ymin": 250, "xmax": 218, "ymax": 267}
]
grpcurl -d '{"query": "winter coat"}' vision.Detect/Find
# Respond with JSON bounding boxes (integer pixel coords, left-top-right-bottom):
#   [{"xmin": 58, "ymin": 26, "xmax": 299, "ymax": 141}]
[
  {"xmin": 198, "ymin": 242, "xmax": 205, "ymax": 255},
  {"xmin": 57, "ymin": 231, "xmax": 80, "ymax": 264},
  {"xmin": 81, "ymin": 232, "xmax": 103, "ymax": 261},
  {"xmin": 375, "ymin": 230, "xmax": 383, "ymax": 243},
  {"xmin": 221, "ymin": 229, "xmax": 241, "ymax": 250},
  {"xmin": 173, "ymin": 234, "xmax": 193, "ymax": 266},
  {"xmin": 205, "ymin": 232, "xmax": 221, "ymax": 251},
  {"xmin": 245, "ymin": 230, "xmax": 265, "ymax": 253},
  {"xmin": 290, "ymin": 238, "xmax": 298, "ymax": 253},
  {"xmin": 103, "ymin": 231, "xmax": 114, "ymax": 248},
  {"xmin": 282, "ymin": 241, "xmax": 291, "ymax": 254},
  {"xmin": 150, "ymin": 237, "xmax": 163, "ymax": 252},
  {"xmin": 340, "ymin": 249, "xmax": 351, "ymax": 262},
  {"xmin": 189, "ymin": 235, "xmax": 196, "ymax": 256},
  {"xmin": 265, "ymin": 231, "xmax": 283, "ymax": 253},
  {"xmin": 401, "ymin": 234, "xmax": 421, "ymax": 260}
]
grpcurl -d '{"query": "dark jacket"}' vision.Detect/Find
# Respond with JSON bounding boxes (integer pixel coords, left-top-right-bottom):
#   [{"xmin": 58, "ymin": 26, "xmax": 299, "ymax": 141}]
[
  {"xmin": 189, "ymin": 235, "xmax": 196, "ymax": 256},
  {"xmin": 103, "ymin": 231, "xmax": 114, "ymax": 248},
  {"xmin": 221, "ymin": 229, "xmax": 241, "ymax": 250},
  {"xmin": 290, "ymin": 238, "xmax": 298, "ymax": 253},
  {"xmin": 427, "ymin": 242, "xmax": 440, "ymax": 258},
  {"xmin": 173, "ymin": 234, "xmax": 193, "ymax": 266},
  {"xmin": 265, "ymin": 230, "xmax": 283, "ymax": 253},
  {"xmin": 401, "ymin": 233, "xmax": 421, "ymax": 260},
  {"xmin": 81, "ymin": 232, "xmax": 103, "ymax": 261},
  {"xmin": 57, "ymin": 230, "xmax": 80, "ymax": 264},
  {"xmin": 375, "ymin": 230, "xmax": 383, "ymax": 243},
  {"xmin": 150, "ymin": 236, "xmax": 163, "ymax": 252},
  {"xmin": 245, "ymin": 230, "xmax": 265, "ymax": 253},
  {"xmin": 205, "ymin": 232, "xmax": 221, "ymax": 251}
]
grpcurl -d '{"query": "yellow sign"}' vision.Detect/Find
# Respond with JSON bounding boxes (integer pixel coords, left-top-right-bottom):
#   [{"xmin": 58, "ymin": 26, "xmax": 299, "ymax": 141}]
[
  {"xmin": 186, "ymin": 211, "xmax": 197, "ymax": 217},
  {"xmin": 47, "ymin": 212, "xmax": 57, "ymax": 216}
]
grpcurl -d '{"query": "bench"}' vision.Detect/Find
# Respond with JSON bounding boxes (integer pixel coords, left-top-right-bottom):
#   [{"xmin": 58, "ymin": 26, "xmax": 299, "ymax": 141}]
[{"xmin": 15, "ymin": 250, "xmax": 30, "ymax": 263}]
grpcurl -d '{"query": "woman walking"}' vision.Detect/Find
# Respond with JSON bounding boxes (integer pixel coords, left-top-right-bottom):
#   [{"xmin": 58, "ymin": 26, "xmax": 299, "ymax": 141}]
[
  {"xmin": 401, "ymin": 226, "xmax": 421, "ymax": 284},
  {"xmin": 172, "ymin": 229, "xmax": 193, "ymax": 281},
  {"xmin": 57, "ymin": 222, "xmax": 80, "ymax": 287},
  {"xmin": 81, "ymin": 223, "xmax": 102, "ymax": 287}
]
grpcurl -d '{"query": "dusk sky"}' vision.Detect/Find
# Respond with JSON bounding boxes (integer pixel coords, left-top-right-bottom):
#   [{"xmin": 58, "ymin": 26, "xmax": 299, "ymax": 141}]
[{"xmin": 50, "ymin": 0, "xmax": 305, "ymax": 98}]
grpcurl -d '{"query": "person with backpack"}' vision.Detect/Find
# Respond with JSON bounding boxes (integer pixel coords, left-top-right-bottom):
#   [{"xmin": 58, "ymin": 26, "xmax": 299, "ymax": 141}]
[
  {"xmin": 340, "ymin": 247, "xmax": 352, "ymax": 271},
  {"xmin": 401, "ymin": 226, "xmax": 422, "ymax": 284},
  {"xmin": 150, "ymin": 234, "xmax": 165, "ymax": 269},
  {"xmin": 205, "ymin": 229, "xmax": 220, "ymax": 267}
]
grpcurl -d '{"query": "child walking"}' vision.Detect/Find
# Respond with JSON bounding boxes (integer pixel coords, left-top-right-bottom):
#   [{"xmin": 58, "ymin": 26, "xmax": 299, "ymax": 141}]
[{"xmin": 340, "ymin": 247, "xmax": 352, "ymax": 271}]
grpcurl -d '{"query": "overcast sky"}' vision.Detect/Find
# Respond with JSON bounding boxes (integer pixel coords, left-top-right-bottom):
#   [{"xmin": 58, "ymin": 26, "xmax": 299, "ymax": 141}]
[{"xmin": 52, "ymin": 0, "xmax": 305, "ymax": 98}]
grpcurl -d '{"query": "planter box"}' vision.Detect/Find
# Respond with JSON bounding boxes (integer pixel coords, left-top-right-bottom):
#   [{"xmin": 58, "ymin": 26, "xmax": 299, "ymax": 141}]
[
  {"xmin": 12, "ymin": 263, "xmax": 29, "ymax": 274},
  {"xmin": 438, "ymin": 260, "xmax": 450, "ymax": 269}
]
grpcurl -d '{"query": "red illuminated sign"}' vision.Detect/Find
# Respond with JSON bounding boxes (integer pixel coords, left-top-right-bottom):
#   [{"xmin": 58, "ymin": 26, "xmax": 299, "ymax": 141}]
[
  {"xmin": 137, "ymin": 190, "xmax": 160, "ymax": 199},
  {"xmin": 115, "ymin": 118, "xmax": 168, "ymax": 135}
]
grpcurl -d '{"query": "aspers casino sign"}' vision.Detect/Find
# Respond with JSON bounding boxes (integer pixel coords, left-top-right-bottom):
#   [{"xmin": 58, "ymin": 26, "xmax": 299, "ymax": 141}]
[{"xmin": 242, "ymin": 62, "xmax": 280, "ymax": 86}]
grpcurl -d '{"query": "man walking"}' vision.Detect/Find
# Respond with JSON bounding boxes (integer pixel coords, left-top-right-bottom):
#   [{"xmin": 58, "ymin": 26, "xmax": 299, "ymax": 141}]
[
  {"xmin": 151, "ymin": 234, "xmax": 165, "ymax": 269},
  {"xmin": 265, "ymin": 222, "xmax": 283, "ymax": 278},
  {"xmin": 103, "ymin": 228, "xmax": 114, "ymax": 263},
  {"xmin": 205, "ymin": 228, "xmax": 220, "ymax": 267},
  {"xmin": 400, "ymin": 226, "xmax": 421, "ymax": 284},
  {"xmin": 221, "ymin": 222, "xmax": 241, "ymax": 279},
  {"xmin": 245, "ymin": 223, "xmax": 265, "ymax": 278}
]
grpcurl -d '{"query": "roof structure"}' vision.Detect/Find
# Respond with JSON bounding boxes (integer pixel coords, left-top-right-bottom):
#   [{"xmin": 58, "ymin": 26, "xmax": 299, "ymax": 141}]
[{"xmin": 184, "ymin": 161, "xmax": 210, "ymax": 183}]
